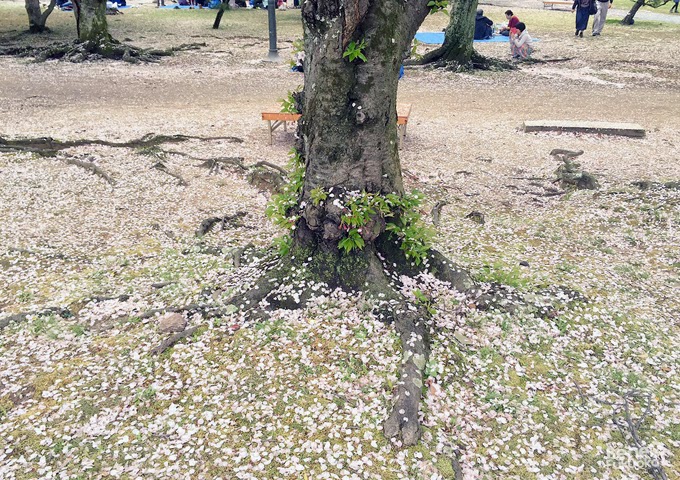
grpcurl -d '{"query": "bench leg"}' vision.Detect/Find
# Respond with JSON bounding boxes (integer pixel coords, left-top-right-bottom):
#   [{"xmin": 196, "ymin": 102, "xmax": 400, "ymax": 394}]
[{"xmin": 268, "ymin": 120, "xmax": 273, "ymax": 145}]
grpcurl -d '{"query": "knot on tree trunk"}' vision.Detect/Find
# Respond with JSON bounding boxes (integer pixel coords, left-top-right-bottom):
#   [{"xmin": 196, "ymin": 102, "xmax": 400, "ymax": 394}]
[{"xmin": 301, "ymin": 186, "xmax": 387, "ymax": 245}]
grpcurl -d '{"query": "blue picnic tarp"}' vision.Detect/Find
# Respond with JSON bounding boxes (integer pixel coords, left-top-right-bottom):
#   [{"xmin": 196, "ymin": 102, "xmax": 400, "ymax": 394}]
[{"xmin": 415, "ymin": 32, "xmax": 538, "ymax": 45}]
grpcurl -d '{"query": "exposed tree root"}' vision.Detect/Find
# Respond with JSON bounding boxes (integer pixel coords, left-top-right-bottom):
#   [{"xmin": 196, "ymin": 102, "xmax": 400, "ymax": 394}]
[
  {"xmin": 631, "ymin": 180, "xmax": 680, "ymax": 191},
  {"xmin": 0, "ymin": 133, "xmax": 242, "ymax": 157},
  {"xmin": 382, "ymin": 304, "xmax": 430, "ymax": 446},
  {"xmin": 431, "ymin": 201, "xmax": 448, "ymax": 226},
  {"xmin": 197, "ymin": 156, "xmax": 248, "ymax": 174},
  {"xmin": 135, "ymin": 302, "xmax": 228, "ymax": 321},
  {"xmin": 247, "ymin": 164, "xmax": 287, "ymax": 194},
  {"xmin": 408, "ymin": 50, "xmax": 516, "ymax": 72},
  {"xmin": 0, "ymin": 307, "xmax": 73, "ymax": 330},
  {"xmin": 64, "ymin": 156, "xmax": 116, "ymax": 186},
  {"xmin": 216, "ymin": 238, "xmax": 479, "ymax": 446},
  {"xmin": 574, "ymin": 383, "xmax": 669, "ymax": 480},
  {"xmin": 196, "ymin": 211, "xmax": 248, "ymax": 237},
  {"xmin": 0, "ymin": 39, "xmax": 206, "ymax": 63},
  {"xmin": 150, "ymin": 326, "xmax": 200, "ymax": 356},
  {"xmin": 521, "ymin": 56, "xmax": 574, "ymax": 65},
  {"xmin": 152, "ymin": 161, "xmax": 188, "ymax": 186},
  {"xmin": 465, "ymin": 210, "xmax": 485, "ymax": 225}
]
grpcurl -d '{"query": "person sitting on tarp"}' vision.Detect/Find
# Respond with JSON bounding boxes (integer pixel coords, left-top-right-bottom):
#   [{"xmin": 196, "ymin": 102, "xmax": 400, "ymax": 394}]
[
  {"xmin": 474, "ymin": 9, "xmax": 494, "ymax": 40},
  {"xmin": 498, "ymin": 10, "xmax": 520, "ymax": 37}
]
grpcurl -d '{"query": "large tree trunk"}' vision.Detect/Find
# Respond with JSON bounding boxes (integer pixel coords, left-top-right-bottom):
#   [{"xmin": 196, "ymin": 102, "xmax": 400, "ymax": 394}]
[
  {"xmin": 295, "ymin": 0, "xmax": 430, "ymax": 270},
  {"xmin": 236, "ymin": 0, "xmax": 474, "ymax": 447},
  {"xmin": 72, "ymin": 0, "xmax": 111, "ymax": 43},
  {"xmin": 419, "ymin": 0, "xmax": 478, "ymax": 66},
  {"xmin": 25, "ymin": 0, "xmax": 57, "ymax": 33}
]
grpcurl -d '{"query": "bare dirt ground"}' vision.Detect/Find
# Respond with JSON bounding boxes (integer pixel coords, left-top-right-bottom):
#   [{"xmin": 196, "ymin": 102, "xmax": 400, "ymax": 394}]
[{"xmin": 0, "ymin": 3, "xmax": 679, "ymax": 480}]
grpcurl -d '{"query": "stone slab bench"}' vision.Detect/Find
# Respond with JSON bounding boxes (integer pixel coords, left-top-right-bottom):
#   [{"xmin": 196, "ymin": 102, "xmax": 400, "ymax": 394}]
[
  {"xmin": 523, "ymin": 120, "xmax": 646, "ymax": 138},
  {"xmin": 262, "ymin": 103, "xmax": 413, "ymax": 146}
]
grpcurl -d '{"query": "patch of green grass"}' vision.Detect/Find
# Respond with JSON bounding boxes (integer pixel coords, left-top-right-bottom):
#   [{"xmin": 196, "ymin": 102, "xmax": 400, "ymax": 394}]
[{"xmin": 477, "ymin": 261, "xmax": 532, "ymax": 289}]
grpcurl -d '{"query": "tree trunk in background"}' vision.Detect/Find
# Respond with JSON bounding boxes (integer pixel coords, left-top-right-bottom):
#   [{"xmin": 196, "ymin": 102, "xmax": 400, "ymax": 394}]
[
  {"xmin": 418, "ymin": 0, "xmax": 478, "ymax": 66},
  {"xmin": 621, "ymin": 0, "xmax": 644, "ymax": 24},
  {"xmin": 213, "ymin": 0, "xmax": 230, "ymax": 29},
  {"xmin": 621, "ymin": 0, "xmax": 671, "ymax": 24},
  {"xmin": 25, "ymin": 0, "xmax": 57, "ymax": 33},
  {"xmin": 292, "ymin": 0, "xmax": 431, "ymax": 287},
  {"xmin": 72, "ymin": 0, "xmax": 111, "ymax": 43}
]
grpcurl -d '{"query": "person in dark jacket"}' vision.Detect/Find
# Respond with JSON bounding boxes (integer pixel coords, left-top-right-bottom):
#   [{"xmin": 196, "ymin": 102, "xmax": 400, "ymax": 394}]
[
  {"xmin": 572, "ymin": 0, "xmax": 595, "ymax": 37},
  {"xmin": 474, "ymin": 9, "xmax": 494, "ymax": 40}
]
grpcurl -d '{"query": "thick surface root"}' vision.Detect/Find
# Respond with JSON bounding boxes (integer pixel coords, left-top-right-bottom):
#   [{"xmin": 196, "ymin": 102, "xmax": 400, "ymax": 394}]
[
  {"xmin": 382, "ymin": 305, "xmax": 430, "ymax": 446},
  {"xmin": 0, "ymin": 40, "xmax": 206, "ymax": 63},
  {"xmin": 0, "ymin": 133, "xmax": 242, "ymax": 157},
  {"xmin": 408, "ymin": 50, "xmax": 515, "ymax": 72},
  {"xmin": 225, "ymin": 241, "xmax": 437, "ymax": 446}
]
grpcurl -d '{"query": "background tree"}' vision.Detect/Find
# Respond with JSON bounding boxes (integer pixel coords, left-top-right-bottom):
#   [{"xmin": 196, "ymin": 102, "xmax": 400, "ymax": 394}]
[
  {"xmin": 25, "ymin": 0, "xmax": 57, "ymax": 33},
  {"xmin": 412, "ymin": 0, "xmax": 509, "ymax": 70},
  {"xmin": 621, "ymin": 0, "xmax": 671, "ymax": 24},
  {"xmin": 237, "ymin": 0, "xmax": 474, "ymax": 446},
  {"xmin": 11, "ymin": 0, "xmax": 195, "ymax": 61}
]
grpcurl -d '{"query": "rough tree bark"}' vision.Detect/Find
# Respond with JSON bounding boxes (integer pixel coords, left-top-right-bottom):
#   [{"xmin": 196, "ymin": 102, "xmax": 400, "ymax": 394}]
[
  {"xmin": 419, "ymin": 0, "xmax": 478, "ymax": 66},
  {"xmin": 233, "ymin": 0, "xmax": 474, "ymax": 446},
  {"xmin": 72, "ymin": 0, "xmax": 111, "ymax": 43},
  {"xmin": 25, "ymin": 0, "xmax": 57, "ymax": 33}
]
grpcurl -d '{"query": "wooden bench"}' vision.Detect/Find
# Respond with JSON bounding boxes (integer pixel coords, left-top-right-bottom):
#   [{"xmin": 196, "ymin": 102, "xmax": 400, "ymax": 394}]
[
  {"xmin": 262, "ymin": 103, "xmax": 413, "ymax": 147},
  {"xmin": 543, "ymin": 1, "xmax": 573, "ymax": 9}
]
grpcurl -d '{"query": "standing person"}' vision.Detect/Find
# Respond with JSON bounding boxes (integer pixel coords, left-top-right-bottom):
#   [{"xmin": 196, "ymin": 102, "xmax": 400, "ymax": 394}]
[
  {"xmin": 498, "ymin": 10, "xmax": 520, "ymax": 37},
  {"xmin": 509, "ymin": 22, "xmax": 533, "ymax": 59},
  {"xmin": 572, "ymin": 0, "xmax": 594, "ymax": 38},
  {"xmin": 671, "ymin": 0, "xmax": 678, "ymax": 13},
  {"xmin": 474, "ymin": 9, "xmax": 494, "ymax": 40},
  {"xmin": 592, "ymin": 0, "xmax": 613, "ymax": 36}
]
